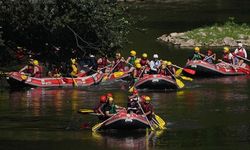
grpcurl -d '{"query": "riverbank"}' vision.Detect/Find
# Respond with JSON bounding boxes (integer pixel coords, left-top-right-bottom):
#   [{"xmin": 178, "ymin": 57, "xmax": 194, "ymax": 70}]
[{"xmin": 157, "ymin": 20, "xmax": 250, "ymax": 48}]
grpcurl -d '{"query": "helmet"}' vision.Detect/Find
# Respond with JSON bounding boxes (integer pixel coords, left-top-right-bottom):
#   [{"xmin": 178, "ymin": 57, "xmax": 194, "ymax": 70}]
[
  {"xmin": 108, "ymin": 97, "xmax": 114, "ymax": 103},
  {"xmin": 153, "ymin": 54, "xmax": 159, "ymax": 59},
  {"xmin": 71, "ymin": 58, "xmax": 76, "ymax": 64},
  {"xmin": 223, "ymin": 47, "xmax": 229, "ymax": 53},
  {"xmin": 145, "ymin": 96, "xmax": 151, "ymax": 102},
  {"xmin": 130, "ymin": 50, "xmax": 136, "ymax": 56},
  {"xmin": 106, "ymin": 93, "xmax": 113, "ymax": 98},
  {"xmin": 116, "ymin": 53, "xmax": 121, "ymax": 58},
  {"xmin": 134, "ymin": 59, "xmax": 140, "ymax": 64},
  {"xmin": 133, "ymin": 89, "xmax": 138, "ymax": 95},
  {"xmin": 33, "ymin": 60, "xmax": 39, "ymax": 65},
  {"xmin": 129, "ymin": 87, "xmax": 134, "ymax": 93},
  {"xmin": 142, "ymin": 53, "xmax": 148, "ymax": 58},
  {"xmin": 166, "ymin": 61, "xmax": 172, "ymax": 66},
  {"xmin": 194, "ymin": 47, "xmax": 200, "ymax": 52},
  {"xmin": 100, "ymin": 95, "xmax": 107, "ymax": 103},
  {"xmin": 162, "ymin": 61, "xmax": 168, "ymax": 65},
  {"xmin": 140, "ymin": 95, "xmax": 146, "ymax": 102},
  {"xmin": 238, "ymin": 43, "xmax": 243, "ymax": 47},
  {"xmin": 161, "ymin": 64, "xmax": 166, "ymax": 69},
  {"xmin": 135, "ymin": 63, "xmax": 141, "ymax": 69}
]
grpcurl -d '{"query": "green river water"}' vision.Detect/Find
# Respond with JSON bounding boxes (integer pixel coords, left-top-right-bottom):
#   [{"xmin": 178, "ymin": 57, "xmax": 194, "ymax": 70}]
[{"xmin": 1, "ymin": 0, "xmax": 250, "ymax": 150}]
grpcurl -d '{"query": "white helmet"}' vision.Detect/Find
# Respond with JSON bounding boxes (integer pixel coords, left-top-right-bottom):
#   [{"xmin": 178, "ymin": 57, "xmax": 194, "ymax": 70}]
[
  {"xmin": 153, "ymin": 54, "xmax": 159, "ymax": 59},
  {"xmin": 238, "ymin": 43, "xmax": 243, "ymax": 47}
]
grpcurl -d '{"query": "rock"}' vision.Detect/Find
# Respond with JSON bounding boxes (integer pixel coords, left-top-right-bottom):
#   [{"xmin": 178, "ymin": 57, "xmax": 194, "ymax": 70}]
[
  {"xmin": 169, "ymin": 32, "xmax": 178, "ymax": 37},
  {"xmin": 223, "ymin": 37, "xmax": 237, "ymax": 46},
  {"xmin": 180, "ymin": 39, "xmax": 195, "ymax": 47}
]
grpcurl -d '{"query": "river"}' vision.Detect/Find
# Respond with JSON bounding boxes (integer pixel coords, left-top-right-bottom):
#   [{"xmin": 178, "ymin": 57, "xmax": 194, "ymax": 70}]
[{"xmin": 1, "ymin": 0, "xmax": 250, "ymax": 150}]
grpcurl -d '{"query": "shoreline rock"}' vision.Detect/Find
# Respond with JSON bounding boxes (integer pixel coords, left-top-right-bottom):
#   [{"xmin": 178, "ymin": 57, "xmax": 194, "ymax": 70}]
[{"xmin": 157, "ymin": 32, "xmax": 250, "ymax": 48}]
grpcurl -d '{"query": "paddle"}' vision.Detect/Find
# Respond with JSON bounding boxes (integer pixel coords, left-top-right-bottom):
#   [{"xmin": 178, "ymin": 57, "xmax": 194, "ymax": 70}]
[
  {"xmin": 165, "ymin": 67, "xmax": 185, "ymax": 88},
  {"xmin": 172, "ymin": 64, "xmax": 196, "ymax": 76},
  {"xmin": 179, "ymin": 75, "xmax": 193, "ymax": 81},
  {"xmin": 71, "ymin": 75, "xmax": 78, "ymax": 87},
  {"xmin": 92, "ymin": 114, "xmax": 116, "ymax": 132},
  {"xmin": 78, "ymin": 109, "xmax": 94, "ymax": 114},
  {"xmin": 102, "ymin": 59, "xmax": 122, "ymax": 81},
  {"xmin": 218, "ymin": 60, "xmax": 250, "ymax": 74},
  {"xmin": 152, "ymin": 114, "xmax": 166, "ymax": 130},
  {"xmin": 235, "ymin": 55, "xmax": 250, "ymax": 62},
  {"xmin": 203, "ymin": 54, "xmax": 216, "ymax": 62},
  {"xmin": 136, "ymin": 97, "xmax": 155, "ymax": 131}
]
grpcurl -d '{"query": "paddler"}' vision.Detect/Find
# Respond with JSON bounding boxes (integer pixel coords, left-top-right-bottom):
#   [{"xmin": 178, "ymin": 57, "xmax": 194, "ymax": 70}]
[
  {"xmin": 149, "ymin": 54, "xmax": 161, "ymax": 74},
  {"xmin": 140, "ymin": 53, "xmax": 150, "ymax": 67},
  {"xmin": 221, "ymin": 47, "xmax": 235, "ymax": 64},
  {"xmin": 140, "ymin": 96, "xmax": 154, "ymax": 120},
  {"xmin": 126, "ymin": 50, "xmax": 137, "ymax": 66},
  {"xmin": 103, "ymin": 96, "xmax": 123, "ymax": 119},
  {"xmin": 93, "ymin": 95, "xmax": 107, "ymax": 121},
  {"xmin": 33, "ymin": 60, "xmax": 43, "ymax": 78},
  {"xmin": 234, "ymin": 42, "xmax": 247, "ymax": 66},
  {"xmin": 203, "ymin": 49, "xmax": 216, "ymax": 64},
  {"xmin": 112, "ymin": 52, "xmax": 125, "ymax": 72},
  {"xmin": 19, "ymin": 59, "xmax": 34, "ymax": 76},
  {"xmin": 127, "ymin": 89, "xmax": 140, "ymax": 114},
  {"xmin": 97, "ymin": 54, "xmax": 111, "ymax": 72},
  {"xmin": 70, "ymin": 58, "xmax": 78, "ymax": 77},
  {"xmin": 187, "ymin": 47, "xmax": 204, "ymax": 62}
]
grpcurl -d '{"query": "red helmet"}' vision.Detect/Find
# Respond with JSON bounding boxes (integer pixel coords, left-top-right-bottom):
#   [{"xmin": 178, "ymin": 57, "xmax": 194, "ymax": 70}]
[
  {"xmin": 207, "ymin": 50, "xmax": 213, "ymax": 54},
  {"xmin": 106, "ymin": 93, "xmax": 113, "ymax": 98},
  {"xmin": 100, "ymin": 95, "xmax": 107, "ymax": 103},
  {"xmin": 133, "ymin": 89, "xmax": 138, "ymax": 95}
]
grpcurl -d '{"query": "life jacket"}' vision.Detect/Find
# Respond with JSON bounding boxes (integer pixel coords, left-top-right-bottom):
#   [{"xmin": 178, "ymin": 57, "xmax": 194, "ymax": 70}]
[
  {"xmin": 114, "ymin": 58, "xmax": 124, "ymax": 72},
  {"xmin": 98, "ymin": 57, "xmax": 108, "ymax": 68},
  {"xmin": 26, "ymin": 67, "xmax": 34, "ymax": 74},
  {"xmin": 192, "ymin": 53, "xmax": 202, "ymax": 60},
  {"xmin": 70, "ymin": 64, "xmax": 78, "ymax": 76},
  {"xmin": 142, "ymin": 103, "xmax": 153, "ymax": 119},
  {"xmin": 129, "ymin": 56, "xmax": 136, "ymax": 65},
  {"xmin": 134, "ymin": 68, "xmax": 142, "ymax": 78},
  {"xmin": 235, "ymin": 48, "xmax": 246, "ymax": 58},
  {"xmin": 204, "ymin": 56, "xmax": 213, "ymax": 64},
  {"xmin": 165, "ymin": 66, "xmax": 175, "ymax": 76},
  {"xmin": 109, "ymin": 104, "xmax": 117, "ymax": 114},
  {"xmin": 140, "ymin": 58, "xmax": 148, "ymax": 66},
  {"xmin": 223, "ymin": 53, "xmax": 232, "ymax": 63},
  {"xmin": 158, "ymin": 69, "xmax": 166, "ymax": 75},
  {"xmin": 34, "ymin": 65, "xmax": 42, "ymax": 78}
]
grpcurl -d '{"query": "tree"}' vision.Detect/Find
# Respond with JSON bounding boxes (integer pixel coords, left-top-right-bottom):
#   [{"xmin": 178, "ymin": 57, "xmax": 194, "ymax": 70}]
[{"xmin": 0, "ymin": 0, "xmax": 134, "ymax": 65}]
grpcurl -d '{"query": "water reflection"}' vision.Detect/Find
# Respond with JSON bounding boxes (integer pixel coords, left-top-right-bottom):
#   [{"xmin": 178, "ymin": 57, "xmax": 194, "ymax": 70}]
[{"xmin": 92, "ymin": 130, "xmax": 165, "ymax": 150}]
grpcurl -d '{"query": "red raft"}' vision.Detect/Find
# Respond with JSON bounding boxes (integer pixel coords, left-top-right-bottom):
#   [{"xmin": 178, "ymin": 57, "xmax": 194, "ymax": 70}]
[
  {"xmin": 134, "ymin": 74, "xmax": 178, "ymax": 90},
  {"xmin": 97, "ymin": 110, "xmax": 151, "ymax": 130},
  {"xmin": 184, "ymin": 60, "xmax": 250, "ymax": 77},
  {"xmin": 6, "ymin": 72, "xmax": 104, "ymax": 88}
]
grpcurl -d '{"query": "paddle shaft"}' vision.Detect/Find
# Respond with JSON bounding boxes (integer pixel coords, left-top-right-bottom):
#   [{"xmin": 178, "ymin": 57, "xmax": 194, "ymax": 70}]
[
  {"xmin": 92, "ymin": 113, "xmax": 116, "ymax": 132},
  {"xmin": 107, "ymin": 59, "xmax": 122, "ymax": 77},
  {"xmin": 137, "ymin": 96, "xmax": 154, "ymax": 130},
  {"xmin": 235, "ymin": 55, "xmax": 250, "ymax": 62},
  {"xmin": 203, "ymin": 54, "xmax": 216, "ymax": 61}
]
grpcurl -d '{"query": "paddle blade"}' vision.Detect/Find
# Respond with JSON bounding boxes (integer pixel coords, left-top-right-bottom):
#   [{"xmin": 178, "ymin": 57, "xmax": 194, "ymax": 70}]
[
  {"xmin": 92, "ymin": 122, "xmax": 103, "ymax": 132},
  {"xmin": 72, "ymin": 78, "xmax": 78, "ymax": 87},
  {"xmin": 176, "ymin": 79, "xmax": 185, "ymax": 88},
  {"xmin": 21, "ymin": 74, "xmax": 28, "ymax": 80},
  {"xmin": 175, "ymin": 68, "xmax": 183, "ymax": 76},
  {"xmin": 101, "ymin": 75, "xmax": 108, "ymax": 82},
  {"xmin": 113, "ymin": 71, "xmax": 124, "ymax": 78},
  {"xmin": 155, "ymin": 114, "xmax": 166, "ymax": 129},
  {"xmin": 78, "ymin": 109, "xmax": 94, "ymax": 114},
  {"xmin": 180, "ymin": 76, "xmax": 193, "ymax": 81},
  {"xmin": 183, "ymin": 68, "xmax": 196, "ymax": 75}
]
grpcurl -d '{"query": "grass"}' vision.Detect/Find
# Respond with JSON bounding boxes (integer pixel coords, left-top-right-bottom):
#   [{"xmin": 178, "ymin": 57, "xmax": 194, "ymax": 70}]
[{"xmin": 184, "ymin": 19, "xmax": 250, "ymax": 45}]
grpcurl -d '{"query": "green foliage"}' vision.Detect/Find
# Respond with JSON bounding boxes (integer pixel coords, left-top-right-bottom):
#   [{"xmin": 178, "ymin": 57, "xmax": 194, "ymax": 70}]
[
  {"xmin": 0, "ymin": 0, "xmax": 134, "ymax": 64},
  {"xmin": 185, "ymin": 18, "xmax": 250, "ymax": 45}
]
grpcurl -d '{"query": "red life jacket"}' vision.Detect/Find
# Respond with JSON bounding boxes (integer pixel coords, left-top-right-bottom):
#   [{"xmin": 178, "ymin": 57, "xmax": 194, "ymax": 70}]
[
  {"xmin": 114, "ymin": 58, "xmax": 124, "ymax": 71},
  {"xmin": 159, "ymin": 69, "xmax": 166, "ymax": 75},
  {"xmin": 98, "ymin": 57, "xmax": 108, "ymax": 68},
  {"xmin": 140, "ymin": 58, "xmax": 148, "ymax": 66},
  {"xmin": 134, "ymin": 68, "xmax": 142, "ymax": 78},
  {"xmin": 141, "ymin": 103, "xmax": 153, "ymax": 119},
  {"xmin": 236, "ymin": 48, "xmax": 245, "ymax": 58},
  {"xmin": 34, "ymin": 65, "xmax": 42, "ymax": 78},
  {"xmin": 223, "ymin": 54, "xmax": 232, "ymax": 63},
  {"xmin": 165, "ymin": 66, "xmax": 174, "ymax": 76}
]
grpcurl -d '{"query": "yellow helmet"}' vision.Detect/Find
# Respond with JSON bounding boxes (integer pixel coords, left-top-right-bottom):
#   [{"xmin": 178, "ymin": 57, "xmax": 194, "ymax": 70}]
[
  {"xmin": 33, "ymin": 60, "xmax": 39, "ymax": 65},
  {"xmin": 145, "ymin": 96, "xmax": 151, "ymax": 102},
  {"xmin": 134, "ymin": 59, "xmax": 140, "ymax": 64},
  {"xmin": 130, "ymin": 50, "xmax": 136, "ymax": 56},
  {"xmin": 194, "ymin": 47, "xmax": 200, "ymax": 52},
  {"xmin": 108, "ymin": 97, "xmax": 114, "ymax": 102},
  {"xmin": 142, "ymin": 53, "xmax": 147, "ymax": 58},
  {"xmin": 71, "ymin": 58, "xmax": 76, "ymax": 64},
  {"xmin": 166, "ymin": 61, "xmax": 172, "ymax": 66},
  {"xmin": 223, "ymin": 47, "xmax": 229, "ymax": 53},
  {"xmin": 135, "ymin": 63, "xmax": 141, "ymax": 69},
  {"xmin": 161, "ymin": 64, "xmax": 166, "ymax": 69},
  {"xmin": 129, "ymin": 86, "xmax": 134, "ymax": 93},
  {"xmin": 162, "ymin": 60, "xmax": 168, "ymax": 65}
]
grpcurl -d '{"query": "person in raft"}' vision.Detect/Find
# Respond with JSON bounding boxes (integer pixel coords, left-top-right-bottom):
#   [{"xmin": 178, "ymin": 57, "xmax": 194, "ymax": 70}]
[
  {"xmin": 97, "ymin": 54, "xmax": 111, "ymax": 73},
  {"xmin": 126, "ymin": 50, "xmax": 137, "ymax": 67},
  {"xmin": 203, "ymin": 49, "xmax": 216, "ymax": 64},
  {"xmin": 94, "ymin": 95, "xmax": 107, "ymax": 121},
  {"xmin": 187, "ymin": 47, "xmax": 204, "ymax": 62},
  {"xmin": 221, "ymin": 47, "xmax": 235, "ymax": 64},
  {"xmin": 127, "ymin": 89, "xmax": 140, "ymax": 114},
  {"xmin": 140, "ymin": 96, "xmax": 154, "ymax": 120},
  {"xmin": 233, "ymin": 43, "xmax": 247, "ymax": 66},
  {"xmin": 103, "ymin": 96, "xmax": 123, "ymax": 119},
  {"xmin": 19, "ymin": 59, "xmax": 42, "ymax": 78},
  {"xmin": 112, "ymin": 52, "xmax": 125, "ymax": 72},
  {"xmin": 149, "ymin": 54, "xmax": 161, "ymax": 74},
  {"xmin": 140, "ymin": 53, "xmax": 150, "ymax": 67}
]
